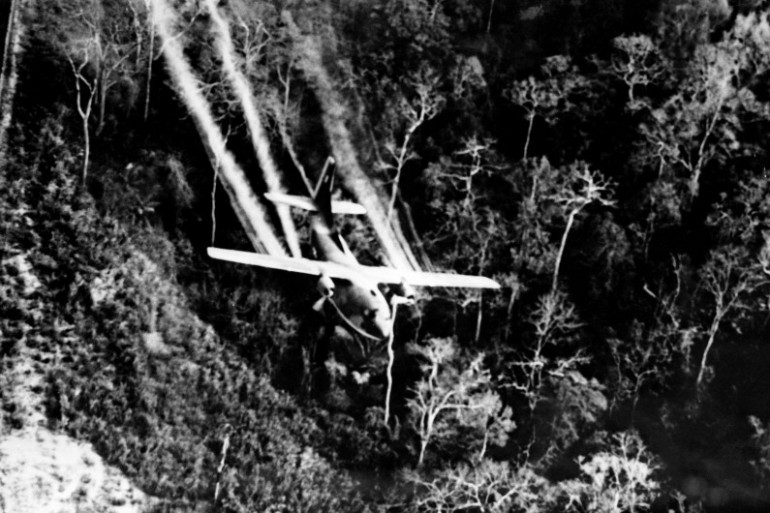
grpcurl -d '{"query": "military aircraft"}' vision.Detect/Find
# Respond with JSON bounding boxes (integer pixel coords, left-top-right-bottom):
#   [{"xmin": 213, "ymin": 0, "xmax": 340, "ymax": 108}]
[{"xmin": 207, "ymin": 157, "xmax": 500, "ymax": 341}]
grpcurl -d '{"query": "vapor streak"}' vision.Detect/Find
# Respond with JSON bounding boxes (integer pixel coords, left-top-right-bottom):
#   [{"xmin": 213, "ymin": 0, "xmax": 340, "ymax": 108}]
[
  {"xmin": 203, "ymin": 0, "xmax": 301, "ymax": 257},
  {"xmin": 282, "ymin": 11, "xmax": 422, "ymax": 272},
  {"xmin": 149, "ymin": 0, "xmax": 286, "ymax": 256}
]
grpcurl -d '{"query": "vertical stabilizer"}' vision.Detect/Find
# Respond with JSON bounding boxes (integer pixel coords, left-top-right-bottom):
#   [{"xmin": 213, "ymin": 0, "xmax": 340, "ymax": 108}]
[
  {"xmin": 282, "ymin": 11, "xmax": 427, "ymax": 271},
  {"xmin": 314, "ymin": 156, "xmax": 336, "ymax": 230}
]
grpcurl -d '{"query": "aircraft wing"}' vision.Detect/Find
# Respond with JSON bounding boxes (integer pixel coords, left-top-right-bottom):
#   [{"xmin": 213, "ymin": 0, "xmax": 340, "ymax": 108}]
[
  {"xmin": 207, "ymin": 247, "xmax": 360, "ymax": 281},
  {"xmin": 357, "ymin": 265, "xmax": 502, "ymax": 289},
  {"xmin": 208, "ymin": 248, "xmax": 501, "ymax": 289}
]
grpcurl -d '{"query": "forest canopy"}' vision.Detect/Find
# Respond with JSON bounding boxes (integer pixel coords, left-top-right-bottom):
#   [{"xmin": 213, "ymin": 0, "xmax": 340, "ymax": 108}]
[{"xmin": 3, "ymin": 0, "xmax": 770, "ymax": 511}]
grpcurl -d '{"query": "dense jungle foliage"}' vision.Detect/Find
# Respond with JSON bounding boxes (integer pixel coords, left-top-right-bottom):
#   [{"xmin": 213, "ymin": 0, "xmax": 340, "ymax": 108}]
[{"xmin": 3, "ymin": 0, "xmax": 770, "ymax": 511}]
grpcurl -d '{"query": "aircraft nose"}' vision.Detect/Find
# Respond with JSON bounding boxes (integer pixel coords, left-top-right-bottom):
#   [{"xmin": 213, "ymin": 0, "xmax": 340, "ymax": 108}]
[
  {"xmin": 377, "ymin": 316, "xmax": 393, "ymax": 339},
  {"xmin": 377, "ymin": 320, "xmax": 392, "ymax": 340},
  {"xmin": 370, "ymin": 313, "xmax": 392, "ymax": 340}
]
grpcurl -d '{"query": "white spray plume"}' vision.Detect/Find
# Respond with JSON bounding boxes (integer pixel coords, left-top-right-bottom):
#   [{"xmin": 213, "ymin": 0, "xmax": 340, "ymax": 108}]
[
  {"xmin": 203, "ymin": 0, "xmax": 302, "ymax": 258},
  {"xmin": 148, "ymin": 0, "xmax": 287, "ymax": 256},
  {"xmin": 282, "ymin": 11, "xmax": 423, "ymax": 272}
]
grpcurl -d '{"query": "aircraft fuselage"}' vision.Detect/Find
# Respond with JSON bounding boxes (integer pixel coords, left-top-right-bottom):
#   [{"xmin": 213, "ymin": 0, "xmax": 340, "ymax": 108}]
[{"xmin": 310, "ymin": 216, "xmax": 393, "ymax": 340}]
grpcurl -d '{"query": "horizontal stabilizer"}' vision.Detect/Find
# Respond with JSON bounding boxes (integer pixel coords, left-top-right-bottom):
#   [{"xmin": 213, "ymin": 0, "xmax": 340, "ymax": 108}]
[
  {"xmin": 264, "ymin": 192, "xmax": 367, "ymax": 215},
  {"xmin": 208, "ymin": 248, "xmax": 501, "ymax": 290}
]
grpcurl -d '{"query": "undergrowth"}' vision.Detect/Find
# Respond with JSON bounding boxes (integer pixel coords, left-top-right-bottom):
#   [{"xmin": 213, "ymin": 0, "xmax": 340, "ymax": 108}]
[{"xmin": 0, "ymin": 121, "xmax": 367, "ymax": 511}]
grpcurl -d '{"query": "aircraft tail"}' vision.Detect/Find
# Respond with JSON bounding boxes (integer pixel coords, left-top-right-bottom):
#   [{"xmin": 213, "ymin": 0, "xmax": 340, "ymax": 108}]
[
  {"xmin": 263, "ymin": 156, "xmax": 362, "ymax": 257},
  {"xmin": 264, "ymin": 156, "xmax": 366, "ymax": 219},
  {"xmin": 313, "ymin": 156, "xmax": 336, "ymax": 229}
]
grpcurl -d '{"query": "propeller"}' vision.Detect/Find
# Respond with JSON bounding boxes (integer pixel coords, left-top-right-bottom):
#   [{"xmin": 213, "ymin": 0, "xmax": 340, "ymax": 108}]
[
  {"xmin": 316, "ymin": 272, "xmax": 335, "ymax": 297},
  {"xmin": 313, "ymin": 272, "xmax": 335, "ymax": 311},
  {"xmin": 391, "ymin": 281, "xmax": 416, "ymax": 306}
]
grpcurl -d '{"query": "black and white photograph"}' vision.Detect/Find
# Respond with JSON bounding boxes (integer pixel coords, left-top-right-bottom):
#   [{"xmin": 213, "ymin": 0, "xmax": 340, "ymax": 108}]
[{"xmin": 2, "ymin": 0, "xmax": 770, "ymax": 511}]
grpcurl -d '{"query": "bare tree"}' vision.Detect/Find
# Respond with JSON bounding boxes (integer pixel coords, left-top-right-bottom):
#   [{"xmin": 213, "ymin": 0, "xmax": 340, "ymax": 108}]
[
  {"xmin": 550, "ymin": 164, "xmax": 615, "ymax": 294},
  {"xmin": 610, "ymin": 35, "xmax": 661, "ymax": 108},
  {"xmin": 508, "ymin": 290, "xmax": 586, "ymax": 412},
  {"xmin": 91, "ymin": 15, "xmax": 138, "ymax": 135},
  {"xmin": 131, "ymin": 0, "xmax": 156, "ymax": 122},
  {"xmin": 407, "ymin": 338, "xmax": 512, "ymax": 467},
  {"xmin": 696, "ymin": 245, "xmax": 769, "ymax": 386},
  {"xmin": 506, "ymin": 56, "xmax": 581, "ymax": 161},
  {"xmin": 67, "ymin": 45, "xmax": 98, "ymax": 183},
  {"xmin": 384, "ymin": 70, "xmax": 444, "ymax": 221},
  {"xmin": 639, "ymin": 41, "xmax": 743, "ymax": 200},
  {"xmin": 64, "ymin": 2, "xmax": 142, "ymax": 182}
]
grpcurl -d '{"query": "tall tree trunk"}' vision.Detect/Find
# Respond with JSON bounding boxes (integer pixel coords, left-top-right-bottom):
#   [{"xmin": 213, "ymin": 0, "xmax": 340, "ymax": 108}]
[
  {"xmin": 553, "ymin": 209, "xmax": 578, "ymax": 293},
  {"xmin": 144, "ymin": 16, "xmax": 154, "ymax": 122},
  {"xmin": 523, "ymin": 112, "xmax": 534, "ymax": 160},
  {"xmin": 97, "ymin": 69, "xmax": 107, "ymax": 135},
  {"xmin": 82, "ymin": 116, "xmax": 90, "ymax": 183},
  {"xmin": 487, "ymin": 0, "xmax": 496, "ymax": 33},
  {"xmin": 697, "ymin": 311, "xmax": 724, "ymax": 386}
]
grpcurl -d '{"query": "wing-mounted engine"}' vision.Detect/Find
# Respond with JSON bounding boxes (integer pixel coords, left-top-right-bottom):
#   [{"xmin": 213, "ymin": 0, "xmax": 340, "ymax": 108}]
[
  {"xmin": 313, "ymin": 272, "xmax": 335, "ymax": 312},
  {"xmin": 390, "ymin": 281, "xmax": 417, "ymax": 304},
  {"xmin": 316, "ymin": 272, "xmax": 335, "ymax": 297}
]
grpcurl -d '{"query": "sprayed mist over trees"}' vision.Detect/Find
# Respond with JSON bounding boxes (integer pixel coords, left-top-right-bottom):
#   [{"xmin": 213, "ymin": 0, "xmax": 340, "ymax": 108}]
[{"xmin": 3, "ymin": 0, "xmax": 770, "ymax": 511}]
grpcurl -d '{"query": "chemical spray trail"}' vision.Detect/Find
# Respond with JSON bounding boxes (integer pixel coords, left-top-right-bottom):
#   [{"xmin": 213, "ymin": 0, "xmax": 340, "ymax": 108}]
[
  {"xmin": 0, "ymin": 0, "xmax": 22, "ymax": 164},
  {"xmin": 203, "ymin": 0, "xmax": 301, "ymax": 258},
  {"xmin": 148, "ymin": 0, "xmax": 287, "ymax": 256},
  {"xmin": 282, "ymin": 11, "xmax": 422, "ymax": 272}
]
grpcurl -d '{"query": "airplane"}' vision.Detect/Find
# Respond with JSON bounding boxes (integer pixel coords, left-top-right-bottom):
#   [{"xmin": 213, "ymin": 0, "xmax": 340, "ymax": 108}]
[{"xmin": 207, "ymin": 157, "xmax": 500, "ymax": 341}]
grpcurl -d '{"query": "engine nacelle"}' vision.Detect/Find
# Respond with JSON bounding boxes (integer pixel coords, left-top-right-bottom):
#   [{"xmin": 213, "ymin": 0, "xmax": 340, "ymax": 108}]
[
  {"xmin": 391, "ymin": 282, "xmax": 416, "ymax": 304},
  {"xmin": 316, "ymin": 273, "xmax": 335, "ymax": 298},
  {"xmin": 401, "ymin": 283, "xmax": 417, "ymax": 302}
]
